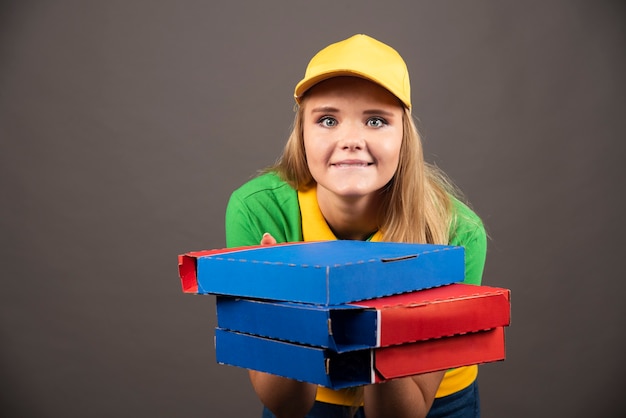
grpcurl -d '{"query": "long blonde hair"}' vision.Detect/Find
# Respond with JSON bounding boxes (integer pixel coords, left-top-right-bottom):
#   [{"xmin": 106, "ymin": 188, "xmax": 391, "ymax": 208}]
[{"xmin": 268, "ymin": 104, "xmax": 458, "ymax": 246}]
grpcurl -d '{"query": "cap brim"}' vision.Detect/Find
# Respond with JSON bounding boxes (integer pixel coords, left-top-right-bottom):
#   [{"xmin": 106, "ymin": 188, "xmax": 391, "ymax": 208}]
[{"xmin": 294, "ymin": 70, "xmax": 409, "ymax": 109}]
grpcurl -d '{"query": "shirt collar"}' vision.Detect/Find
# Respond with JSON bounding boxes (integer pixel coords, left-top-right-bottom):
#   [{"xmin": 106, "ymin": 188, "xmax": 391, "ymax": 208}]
[{"xmin": 298, "ymin": 185, "xmax": 382, "ymax": 242}]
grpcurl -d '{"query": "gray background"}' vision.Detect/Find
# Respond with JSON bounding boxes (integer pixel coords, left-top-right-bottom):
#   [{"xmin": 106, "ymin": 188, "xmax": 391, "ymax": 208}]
[{"xmin": 1, "ymin": 1, "xmax": 624, "ymax": 417}]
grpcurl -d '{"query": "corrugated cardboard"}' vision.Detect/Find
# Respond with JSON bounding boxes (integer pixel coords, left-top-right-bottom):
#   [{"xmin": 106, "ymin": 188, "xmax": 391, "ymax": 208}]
[
  {"xmin": 215, "ymin": 283, "xmax": 510, "ymax": 352},
  {"xmin": 215, "ymin": 327, "xmax": 506, "ymax": 389},
  {"xmin": 179, "ymin": 241, "xmax": 464, "ymax": 305}
]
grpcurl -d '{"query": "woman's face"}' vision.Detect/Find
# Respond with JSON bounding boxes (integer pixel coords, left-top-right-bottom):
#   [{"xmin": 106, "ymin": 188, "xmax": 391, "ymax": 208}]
[{"xmin": 302, "ymin": 76, "xmax": 404, "ymax": 202}]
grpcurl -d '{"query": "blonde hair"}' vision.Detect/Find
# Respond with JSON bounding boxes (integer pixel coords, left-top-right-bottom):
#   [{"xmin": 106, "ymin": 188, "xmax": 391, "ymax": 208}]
[{"xmin": 268, "ymin": 104, "xmax": 459, "ymax": 246}]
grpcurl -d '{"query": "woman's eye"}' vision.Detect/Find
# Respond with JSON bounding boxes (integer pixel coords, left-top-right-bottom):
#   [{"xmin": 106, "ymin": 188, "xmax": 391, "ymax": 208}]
[
  {"xmin": 366, "ymin": 117, "xmax": 387, "ymax": 128},
  {"xmin": 319, "ymin": 116, "xmax": 338, "ymax": 127}
]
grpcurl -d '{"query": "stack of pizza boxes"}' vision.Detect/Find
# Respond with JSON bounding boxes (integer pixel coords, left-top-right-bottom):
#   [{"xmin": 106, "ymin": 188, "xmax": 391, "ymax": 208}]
[{"xmin": 178, "ymin": 241, "xmax": 510, "ymax": 389}]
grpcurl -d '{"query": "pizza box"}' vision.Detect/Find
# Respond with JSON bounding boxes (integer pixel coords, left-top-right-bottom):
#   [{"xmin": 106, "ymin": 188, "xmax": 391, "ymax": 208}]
[
  {"xmin": 178, "ymin": 241, "xmax": 464, "ymax": 305},
  {"xmin": 215, "ymin": 283, "xmax": 510, "ymax": 352},
  {"xmin": 214, "ymin": 326, "xmax": 506, "ymax": 389}
]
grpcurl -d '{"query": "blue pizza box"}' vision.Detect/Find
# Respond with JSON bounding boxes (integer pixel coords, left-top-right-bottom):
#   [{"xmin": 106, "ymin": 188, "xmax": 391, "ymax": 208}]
[
  {"xmin": 179, "ymin": 241, "xmax": 464, "ymax": 305},
  {"xmin": 214, "ymin": 326, "xmax": 506, "ymax": 389},
  {"xmin": 215, "ymin": 284, "xmax": 511, "ymax": 352},
  {"xmin": 216, "ymin": 296, "xmax": 375, "ymax": 352}
]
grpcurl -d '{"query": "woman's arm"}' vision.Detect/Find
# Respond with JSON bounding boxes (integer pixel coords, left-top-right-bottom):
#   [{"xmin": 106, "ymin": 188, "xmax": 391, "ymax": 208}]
[
  {"xmin": 248, "ymin": 371, "xmax": 317, "ymax": 418},
  {"xmin": 364, "ymin": 371, "xmax": 445, "ymax": 418}
]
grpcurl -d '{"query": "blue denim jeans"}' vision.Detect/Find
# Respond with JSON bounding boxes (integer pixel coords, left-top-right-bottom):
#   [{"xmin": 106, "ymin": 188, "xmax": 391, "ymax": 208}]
[{"xmin": 261, "ymin": 380, "xmax": 480, "ymax": 418}]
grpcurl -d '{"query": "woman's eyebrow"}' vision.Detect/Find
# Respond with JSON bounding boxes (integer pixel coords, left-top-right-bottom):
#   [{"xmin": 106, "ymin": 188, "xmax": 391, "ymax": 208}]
[
  {"xmin": 310, "ymin": 106, "xmax": 340, "ymax": 113},
  {"xmin": 309, "ymin": 107, "xmax": 397, "ymax": 116},
  {"xmin": 363, "ymin": 109, "xmax": 396, "ymax": 117}
]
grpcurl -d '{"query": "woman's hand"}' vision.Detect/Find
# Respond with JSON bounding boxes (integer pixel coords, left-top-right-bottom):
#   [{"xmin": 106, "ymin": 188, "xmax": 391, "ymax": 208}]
[{"xmin": 260, "ymin": 232, "xmax": 277, "ymax": 246}]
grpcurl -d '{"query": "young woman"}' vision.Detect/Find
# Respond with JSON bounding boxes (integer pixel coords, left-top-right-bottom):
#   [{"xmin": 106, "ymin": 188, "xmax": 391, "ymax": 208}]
[{"xmin": 225, "ymin": 34, "xmax": 487, "ymax": 418}]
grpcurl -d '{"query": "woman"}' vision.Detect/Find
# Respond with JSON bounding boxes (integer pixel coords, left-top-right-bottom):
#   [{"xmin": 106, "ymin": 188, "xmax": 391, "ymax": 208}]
[{"xmin": 225, "ymin": 34, "xmax": 487, "ymax": 418}]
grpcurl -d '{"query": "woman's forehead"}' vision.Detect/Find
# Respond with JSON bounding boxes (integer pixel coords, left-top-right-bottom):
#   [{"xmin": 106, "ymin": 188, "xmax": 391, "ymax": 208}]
[{"xmin": 303, "ymin": 76, "xmax": 403, "ymax": 109}]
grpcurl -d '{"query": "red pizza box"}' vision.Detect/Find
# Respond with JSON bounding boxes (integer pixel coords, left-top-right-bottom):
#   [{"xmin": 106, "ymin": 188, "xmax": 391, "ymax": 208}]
[
  {"xmin": 215, "ymin": 326, "xmax": 506, "ymax": 389},
  {"xmin": 216, "ymin": 283, "xmax": 510, "ymax": 351}
]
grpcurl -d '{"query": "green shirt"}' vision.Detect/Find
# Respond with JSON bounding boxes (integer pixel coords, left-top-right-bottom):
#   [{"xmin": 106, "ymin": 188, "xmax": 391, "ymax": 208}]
[{"xmin": 225, "ymin": 172, "xmax": 487, "ymax": 285}]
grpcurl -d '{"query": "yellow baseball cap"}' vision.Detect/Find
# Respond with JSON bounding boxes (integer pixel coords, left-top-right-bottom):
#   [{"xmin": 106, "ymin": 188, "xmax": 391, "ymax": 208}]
[{"xmin": 294, "ymin": 34, "xmax": 411, "ymax": 109}]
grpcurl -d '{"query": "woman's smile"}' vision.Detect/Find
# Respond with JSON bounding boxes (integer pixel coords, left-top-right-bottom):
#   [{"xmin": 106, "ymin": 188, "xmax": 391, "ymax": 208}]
[{"xmin": 330, "ymin": 159, "xmax": 373, "ymax": 168}]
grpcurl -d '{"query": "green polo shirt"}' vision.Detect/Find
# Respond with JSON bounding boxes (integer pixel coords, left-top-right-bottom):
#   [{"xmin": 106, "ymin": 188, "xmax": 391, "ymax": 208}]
[{"xmin": 225, "ymin": 172, "xmax": 486, "ymax": 285}]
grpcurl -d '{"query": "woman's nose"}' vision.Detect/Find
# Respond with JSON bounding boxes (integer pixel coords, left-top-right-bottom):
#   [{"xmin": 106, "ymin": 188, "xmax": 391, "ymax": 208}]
[{"xmin": 337, "ymin": 124, "xmax": 365, "ymax": 150}]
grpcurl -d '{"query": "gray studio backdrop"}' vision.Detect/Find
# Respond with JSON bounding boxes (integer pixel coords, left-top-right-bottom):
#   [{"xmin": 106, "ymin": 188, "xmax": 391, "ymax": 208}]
[{"xmin": 1, "ymin": 1, "xmax": 624, "ymax": 417}]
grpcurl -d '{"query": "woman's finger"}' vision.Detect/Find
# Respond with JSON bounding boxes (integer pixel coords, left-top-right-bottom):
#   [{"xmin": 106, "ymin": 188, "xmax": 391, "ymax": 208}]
[{"xmin": 260, "ymin": 232, "xmax": 277, "ymax": 246}]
